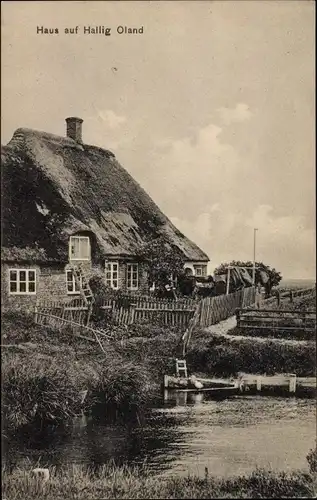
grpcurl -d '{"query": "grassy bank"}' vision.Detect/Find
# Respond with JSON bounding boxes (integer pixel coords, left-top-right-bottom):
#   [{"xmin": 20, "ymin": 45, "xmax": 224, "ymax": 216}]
[
  {"xmin": 2, "ymin": 310, "xmax": 316, "ymax": 434},
  {"xmin": 227, "ymin": 325, "xmax": 316, "ymax": 341},
  {"xmin": 187, "ymin": 329, "xmax": 316, "ymax": 378},
  {"xmin": 2, "ymin": 464, "xmax": 317, "ymax": 499},
  {"xmin": 2, "ymin": 312, "xmax": 178, "ymax": 433}
]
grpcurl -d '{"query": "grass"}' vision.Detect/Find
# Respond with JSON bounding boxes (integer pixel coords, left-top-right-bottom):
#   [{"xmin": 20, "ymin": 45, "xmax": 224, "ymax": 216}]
[
  {"xmin": 187, "ymin": 329, "xmax": 316, "ymax": 378},
  {"xmin": 228, "ymin": 322, "xmax": 316, "ymax": 341},
  {"xmin": 2, "ymin": 304, "xmax": 316, "ymax": 434},
  {"xmin": 2, "ymin": 463, "xmax": 316, "ymax": 499},
  {"xmin": 2, "ymin": 312, "xmax": 175, "ymax": 433}
]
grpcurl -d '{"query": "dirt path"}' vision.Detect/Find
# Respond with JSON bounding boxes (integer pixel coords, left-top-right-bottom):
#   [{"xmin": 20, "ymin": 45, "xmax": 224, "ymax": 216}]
[{"xmin": 205, "ymin": 316, "xmax": 312, "ymax": 345}]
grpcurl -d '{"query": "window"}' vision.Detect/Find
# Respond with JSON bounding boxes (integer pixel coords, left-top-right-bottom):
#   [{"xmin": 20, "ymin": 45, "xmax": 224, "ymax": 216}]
[
  {"xmin": 9, "ymin": 269, "xmax": 36, "ymax": 294},
  {"xmin": 66, "ymin": 270, "xmax": 82, "ymax": 294},
  {"xmin": 69, "ymin": 236, "xmax": 90, "ymax": 261},
  {"xmin": 105, "ymin": 262, "xmax": 119, "ymax": 289},
  {"xmin": 194, "ymin": 265, "xmax": 207, "ymax": 277},
  {"xmin": 127, "ymin": 263, "xmax": 138, "ymax": 290}
]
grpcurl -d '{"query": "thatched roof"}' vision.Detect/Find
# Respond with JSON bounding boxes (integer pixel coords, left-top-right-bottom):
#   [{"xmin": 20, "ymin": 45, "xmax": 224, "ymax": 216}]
[{"xmin": 1, "ymin": 127, "xmax": 209, "ymax": 263}]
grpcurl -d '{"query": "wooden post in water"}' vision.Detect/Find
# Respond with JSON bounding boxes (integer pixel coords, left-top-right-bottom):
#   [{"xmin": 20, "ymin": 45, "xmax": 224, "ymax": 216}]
[
  {"xmin": 289, "ymin": 374, "xmax": 297, "ymax": 393},
  {"xmin": 277, "ymin": 291, "xmax": 281, "ymax": 306},
  {"xmin": 256, "ymin": 377, "xmax": 262, "ymax": 391},
  {"xmin": 163, "ymin": 375, "xmax": 170, "ymax": 389},
  {"xmin": 289, "ymin": 291, "xmax": 294, "ymax": 304}
]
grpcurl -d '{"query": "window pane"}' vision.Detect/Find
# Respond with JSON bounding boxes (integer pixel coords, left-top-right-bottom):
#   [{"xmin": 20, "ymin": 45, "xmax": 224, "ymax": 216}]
[
  {"xmin": 79, "ymin": 238, "xmax": 89, "ymax": 259},
  {"xmin": 20, "ymin": 282, "xmax": 26, "ymax": 293},
  {"xmin": 70, "ymin": 237, "xmax": 80, "ymax": 258},
  {"xmin": 28, "ymin": 282, "xmax": 35, "ymax": 293},
  {"xmin": 113, "ymin": 280, "xmax": 118, "ymax": 288},
  {"xmin": 67, "ymin": 283, "xmax": 74, "ymax": 292},
  {"xmin": 19, "ymin": 271, "xmax": 26, "ymax": 281},
  {"xmin": 10, "ymin": 282, "xmax": 17, "ymax": 292},
  {"xmin": 10, "ymin": 270, "xmax": 17, "ymax": 281},
  {"xmin": 28, "ymin": 270, "xmax": 35, "ymax": 281}
]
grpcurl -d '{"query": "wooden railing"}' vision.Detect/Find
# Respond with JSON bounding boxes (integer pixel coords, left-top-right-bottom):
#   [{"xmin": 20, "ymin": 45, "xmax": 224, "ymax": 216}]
[
  {"xmin": 236, "ymin": 308, "xmax": 316, "ymax": 332},
  {"xmin": 259, "ymin": 287, "xmax": 315, "ymax": 308}
]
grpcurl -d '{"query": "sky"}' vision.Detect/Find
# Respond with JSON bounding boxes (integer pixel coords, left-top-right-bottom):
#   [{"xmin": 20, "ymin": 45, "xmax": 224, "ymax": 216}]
[{"xmin": 1, "ymin": 0, "xmax": 315, "ymax": 279}]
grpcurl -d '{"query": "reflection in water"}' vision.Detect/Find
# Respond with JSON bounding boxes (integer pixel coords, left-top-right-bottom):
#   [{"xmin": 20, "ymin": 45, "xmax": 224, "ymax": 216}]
[{"xmin": 3, "ymin": 396, "xmax": 315, "ymax": 478}]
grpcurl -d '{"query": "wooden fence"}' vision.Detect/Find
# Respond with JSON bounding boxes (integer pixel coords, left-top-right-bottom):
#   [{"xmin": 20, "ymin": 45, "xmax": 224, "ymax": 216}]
[
  {"xmin": 35, "ymin": 298, "xmax": 88, "ymax": 324},
  {"xmin": 99, "ymin": 295, "xmax": 197, "ymax": 327},
  {"xmin": 198, "ymin": 287, "xmax": 256, "ymax": 327},
  {"xmin": 236, "ymin": 308, "xmax": 316, "ymax": 332},
  {"xmin": 34, "ymin": 287, "xmax": 256, "ymax": 332},
  {"xmin": 257, "ymin": 287, "xmax": 315, "ymax": 309},
  {"xmin": 34, "ymin": 301, "xmax": 113, "ymax": 350}
]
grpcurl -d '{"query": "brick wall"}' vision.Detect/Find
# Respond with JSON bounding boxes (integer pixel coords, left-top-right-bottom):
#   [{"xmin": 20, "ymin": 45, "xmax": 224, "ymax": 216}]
[{"xmin": 2, "ymin": 258, "xmax": 151, "ymax": 312}]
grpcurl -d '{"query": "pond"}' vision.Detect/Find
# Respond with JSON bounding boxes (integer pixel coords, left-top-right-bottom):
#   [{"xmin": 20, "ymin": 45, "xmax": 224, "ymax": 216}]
[{"xmin": 3, "ymin": 394, "xmax": 315, "ymax": 478}]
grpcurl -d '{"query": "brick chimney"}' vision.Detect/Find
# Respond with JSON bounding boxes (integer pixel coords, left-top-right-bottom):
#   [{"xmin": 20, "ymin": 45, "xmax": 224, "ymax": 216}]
[{"xmin": 65, "ymin": 117, "xmax": 83, "ymax": 143}]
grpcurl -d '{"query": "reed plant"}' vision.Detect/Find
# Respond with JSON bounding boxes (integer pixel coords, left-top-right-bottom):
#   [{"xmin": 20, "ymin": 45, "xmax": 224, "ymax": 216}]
[{"xmin": 2, "ymin": 463, "xmax": 316, "ymax": 499}]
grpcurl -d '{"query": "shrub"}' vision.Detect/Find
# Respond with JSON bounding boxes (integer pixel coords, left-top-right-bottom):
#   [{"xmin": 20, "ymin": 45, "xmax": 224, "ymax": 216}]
[
  {"xmin": 2, "ymin": 352, "xmax": 87, "ymax": 431},
  {"xmin": 307, "ymin": 443, "xmax": 317, "ymax": 473},
  {"xmin": 187, "ymin": 331, "xmax": 316, "ymax": 377},
  {"xmin": 91, "ymin": 359, "xmax": 153, "ymax": 422}
]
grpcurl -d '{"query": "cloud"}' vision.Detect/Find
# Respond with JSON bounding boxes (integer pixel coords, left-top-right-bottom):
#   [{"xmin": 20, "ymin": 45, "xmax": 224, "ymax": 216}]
[
  {"xmin": 217, "ymin": 103, "xmax": 252, "ymax": 125},
  {"xmin": 84, "ymin": 110, "xmax": 131, "ymax": 150},
  {"xmin": 171, "ymin": 204, "xmax": 315, "ymax": 279},
  {"xmin": 147, "ymin": 120, "xmax": 254, "ymax": 220},
  {"xmin": 97, "ymin": 109, "xmax": 127, "ymax": 129}
]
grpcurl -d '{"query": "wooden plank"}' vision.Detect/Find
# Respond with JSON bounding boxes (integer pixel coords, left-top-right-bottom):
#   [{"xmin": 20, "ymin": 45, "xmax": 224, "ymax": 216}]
[
  {"xmin": 240, "ymin": 308, "xmax": 316, "ymax": 315},
  {"xmin": 238, "ymin": 324, "xmax": 316, "ymax": 332}
]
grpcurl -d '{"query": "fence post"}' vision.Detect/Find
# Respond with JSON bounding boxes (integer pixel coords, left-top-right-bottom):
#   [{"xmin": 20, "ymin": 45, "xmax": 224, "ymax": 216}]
[
  {"xmin": 289, "ymin": 374, "xmax": 297, "ymax": 393},
  {"xmin": 235, "ymin": 308, "xmax": 240, "ymax": 327},
  {"xmin": 289, "ymin": 291, "xmax": 294, "ymax": 304},
  {"xmin": 277, "ymin": 291, "xmax": 281, "ymax": 306}
]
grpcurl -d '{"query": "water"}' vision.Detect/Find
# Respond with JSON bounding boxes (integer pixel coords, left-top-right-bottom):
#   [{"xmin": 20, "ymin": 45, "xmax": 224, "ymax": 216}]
[{"xmin": 4, "ymin": 395, "xmax": 316, "ymax": 478}]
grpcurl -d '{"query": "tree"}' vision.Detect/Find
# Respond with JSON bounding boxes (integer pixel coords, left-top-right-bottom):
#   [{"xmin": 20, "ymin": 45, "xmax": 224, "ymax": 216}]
[
  {"xmin": 135, "ymin": 236, "xmax": 185, "ymax": 288},
  {"xmin": 213, "ymin": 260, "xmax": 282, "ymax": 288}
]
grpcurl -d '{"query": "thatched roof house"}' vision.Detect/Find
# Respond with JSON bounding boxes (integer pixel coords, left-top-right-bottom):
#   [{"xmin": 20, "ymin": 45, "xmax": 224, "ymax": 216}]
[{"xmin": 1, "ymin": 117, "xmax": 209, "ymax": 306}]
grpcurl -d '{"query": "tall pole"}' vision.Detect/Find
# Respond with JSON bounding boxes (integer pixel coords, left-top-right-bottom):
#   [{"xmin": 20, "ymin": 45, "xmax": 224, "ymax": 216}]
[
  {"xmin": 226, "ymin": 266, "xmax": 231, "ymax": 295},
  {"xmin": 252, "ymin": 228, "xmax": 258, "ymax": 285}
]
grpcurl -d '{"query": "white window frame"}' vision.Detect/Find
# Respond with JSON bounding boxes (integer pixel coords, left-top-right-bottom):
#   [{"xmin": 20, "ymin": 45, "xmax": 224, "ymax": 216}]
[
  {"xmin": 194, "ymin": 265, "xmax": 207, "ymax": 277},
  {"xmin": 127, "ymin": 263, "xmax": 139, "ymax": 290},
  {"xmin": 9, "ymin": 269, "xmax": 36, "ymax": 295},
  {"xmin": 66, "ymin": 270, "xmax": 82, "ymax": 295},
  {"xmin": 105, "ymin": 261, "xmax": 119, "ymax": 289},
  {"xmin": 69, "ymin": 236, "xmax": 91, "ymax": 261}
]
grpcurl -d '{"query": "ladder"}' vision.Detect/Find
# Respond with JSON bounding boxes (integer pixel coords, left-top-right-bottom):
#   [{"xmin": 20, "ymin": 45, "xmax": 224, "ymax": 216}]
[
  {"xmin": 70, "ymin": 264, "xmax": 94, "ymax": 305},
  {"xmin": 181, "ymin": 301, "xmax": 202, "ymax": 357},
  {"xmin": 175, "ymin": 358, "xmax": 188, "ymax": 378}
]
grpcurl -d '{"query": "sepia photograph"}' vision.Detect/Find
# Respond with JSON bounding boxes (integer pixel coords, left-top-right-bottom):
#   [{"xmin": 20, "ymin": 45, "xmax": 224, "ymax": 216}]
[{"xmin": 1, "ymin": 1, "xmax": 316, "ymax": 498}]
